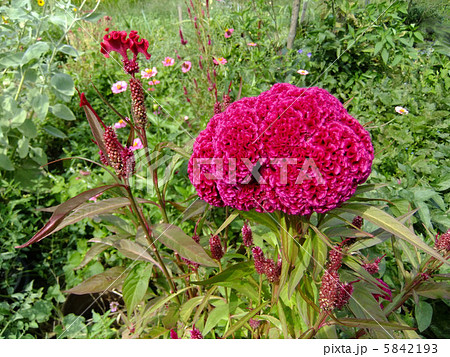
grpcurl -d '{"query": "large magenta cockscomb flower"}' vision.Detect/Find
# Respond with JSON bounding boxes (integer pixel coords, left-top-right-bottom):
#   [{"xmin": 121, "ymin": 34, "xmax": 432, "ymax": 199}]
[{"xmin": 188, "ymin": 83, "xmax": 373, "ymax": 215}]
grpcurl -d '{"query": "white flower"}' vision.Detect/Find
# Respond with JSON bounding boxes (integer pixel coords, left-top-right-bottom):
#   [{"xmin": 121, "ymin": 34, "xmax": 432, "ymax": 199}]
[
  {"xmin": 395, "ymin": 106, "xmax": 409, "ymax": 115},
  {"xmin": 297, "ymin": 69, "xmax": 309, "ymax": 75}
]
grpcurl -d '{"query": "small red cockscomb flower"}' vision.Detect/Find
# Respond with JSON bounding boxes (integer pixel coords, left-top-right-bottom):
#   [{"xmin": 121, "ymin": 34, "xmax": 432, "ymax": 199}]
[{"xmin": 100, "ymin": 30, "xmax": 151, "ymax": 74}]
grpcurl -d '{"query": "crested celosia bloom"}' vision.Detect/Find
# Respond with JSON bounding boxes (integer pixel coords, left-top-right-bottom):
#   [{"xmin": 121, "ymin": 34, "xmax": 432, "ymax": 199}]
[
  {"xmin": 395, "ymin": 106, "xmax": 408, "ymax": 115},
  {"xmin": 181, "ymin": 61, "xmax": 192, "ymax": 73},
  {"xmin": 162, "ymin": 57, "xmax": 175, "ymax": 66},
  {"xmin": 224, "ymin": 28, "xmax": 234, "ymax": 38},
  {"xmin": 130, "ymin": 138, "xmax": 143, "ymax": 151},
  {"xmin": 190, "ymin": 328, "xmax": 203, "ymax": 339},
  {"xmin": 188, "ymin": 83, "xmax": 374, "ymax": 215},
  {"xmin": 141, "ymin": 67, "xmax": 158, "ymax": 78},
  {"xmin": 247, "ymin": 42, "xmax": 257, "ymax": 47},
  {"xmin": 114, "ymin": 118, "xmax": 127, "ymax": 129},
  {"xmin": 100, "ymin": 30, "xmax": 151, "ymax": 74},
  {"xmin": 297, "ymin": 69, "xmax": 309, "ymax": 75},
  {"xmin": 213, "ymin": 57, "xmax": 227, "ymax": 65},
  {"xmin": 242, "ymin": 222, "xmax": 253, "ymax": 247},
  {"xmin": 434, "ymin": 229, "xmax": 450, "ymax": 253},
  {"xmin": 111, "ymin": 81, "xmax": 127, "ymax": 94},
  {"xmin": 209, "ymin": 235, "xmax": 224, "ymax": 260}
]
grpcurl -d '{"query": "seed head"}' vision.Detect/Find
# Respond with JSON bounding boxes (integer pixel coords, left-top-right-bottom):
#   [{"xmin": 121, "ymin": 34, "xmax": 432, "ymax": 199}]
[
  {"xmin": 434, "ymin": 229, "xmax": 450, "ymax": 253},
  {"xmin": 209, "ymin": 235, "xmax": 224, "ymax": 260},
  {"xmin": 352, "ymin": 216, "xmax": 363, "ymax": 229},
  {"xmin": 190, "ymin": 327, "xmax": 203, "ymax": 339},
  {"xmin": 129, "ymin": 77, "xmax": 147, "ymax": 129},
  {"xmin": 252, "ymin": 246, "xmax": 266, "ymax": 274},
  {"xmin": 242, "ymin": 222, "xmax": 253, "ymax": 247}
]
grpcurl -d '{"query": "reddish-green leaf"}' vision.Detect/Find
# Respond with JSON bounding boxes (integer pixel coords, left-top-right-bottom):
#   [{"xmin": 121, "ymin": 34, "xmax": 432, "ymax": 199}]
[
  {"xmin": 64, "ymin": 266, "xmax": 126, "ymax": 295},
  {"xmin": 153, "ymin": 223, "xmax": 217, "ymax": 267},
  {"xmin": 16, "ymin": 185, "xmax": 122, "ymax": 248}
]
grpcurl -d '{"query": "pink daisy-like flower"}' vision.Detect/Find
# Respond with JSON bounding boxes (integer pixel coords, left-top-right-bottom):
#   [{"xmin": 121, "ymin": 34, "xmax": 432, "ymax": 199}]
[
  {"xmin": 141, "ymin": 66, "xmax": 157, "ymax": 78},
  {"xmin": 395, "ymin": 106, "xmax": 408, "ymax": 115},
  {"xmin": 162, "ymin": 57, "xmax": 175, "ymax": 66},
  {"xmin": 130, "ymin": 138, "xmax": 144, "ymax": 151},
  {"xmin": 247, "ymin": 42, "xmax": 257, "ymax": 47},
  {"xmin": 110, "ymin": 301, "xmax": 119, "ymax": 312},
  {"xmin": 224, "ymin": 28, "xmax": 234, "ymax": 38},
  {"xmin": 111, "ymin": 81, "xmax": 128, "ymax": 94},
  {"xmin": 89, "ymin": 193, "xmax": 103, "ymax": 202},
  {"xmin": 213, "ymin": 57, "xmax": 227, "ymax": 65},
  {"xmin": 114, "ymin": 118, "xmax": 127, "ymax": 129},
  {"xmin": 148, "ymin": 80, "xmax": 161, "ymax": 86},
  {"xmin": 181, "ymin": 61, "xmax": 192, "ymax": 73},
  {"xmin": 297, "ymin": 69, "xmax": 309, "ymax": 75}
]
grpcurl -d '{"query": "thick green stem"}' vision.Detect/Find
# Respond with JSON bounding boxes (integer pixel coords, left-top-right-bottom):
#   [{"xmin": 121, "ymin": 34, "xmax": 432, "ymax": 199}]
[
  {"xmin": 125, "ymin": 186, "xmax": 180, "ymax": 304},
  {"xmin": 141, "ymin": 134, "xmax": 169, "ymax": 223}
]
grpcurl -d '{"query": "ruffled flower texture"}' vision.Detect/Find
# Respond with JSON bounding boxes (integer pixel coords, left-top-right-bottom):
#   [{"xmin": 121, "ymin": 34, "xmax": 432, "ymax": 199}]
[
  {"xmin": 100, "ymin": 30, "xmax": 151, "ymax": 62},
  {"xmin": 188, "ymin": 83, "xmax": 374, "ymax": 215}
]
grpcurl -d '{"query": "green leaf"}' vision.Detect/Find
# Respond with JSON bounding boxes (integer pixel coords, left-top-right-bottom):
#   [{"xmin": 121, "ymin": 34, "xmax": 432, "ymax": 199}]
[
  {"xmin": 287, "ymin": 237, "xmax": 312, "ymax": 298},
  {"xmin": 17, "ymin": 137, "xmax": 29, "ymax": 158},
  {"xmin": 381, "ymin": 48, "xmax": 389, "ymax": 65},
  {"xmin": 353, "ymin": 183, "xmax": 388, "ymax": 196},
  {"xmin": 57, "ymin": 44, "xmax": 79, "ymax": 57},
  {"xmin": 0, "ymin": 53, "xmax": 23, "ymax": 68},
  {"xmin": 223, "ymin": 301, "xmax": 267, "ymax": 338},
  {"xmin": 51, "ymin": 73, "xmax": 75, "ymax": 98},
  {"xmin": 31, "ymin": 94, "xmax": 49, "ymax": 120},
  {"xmin": 239, "ymin": 209, "xmax": 279, "ymax": 234},
  {"xmin": 181, "ymin": 199, "xmax": 208, "ymax": 222},
  {"xmin": 192, "ymin": 261, "xmax": 255, "ymax": 285},
  {"xmin": 214, "ymin": 210, "xmax": 239, "ymax": 236},
  {"xmin": 332, "ymin": 318, "xmax": 415, "ymax": 330},
  {"xmin": 44, "ymin": 125, "xmax": 67, "ymax": 139},
  {"xmin": 415, "ymin": 282, "xmax": 450, "ymax": 300},
  {"xmin": 203, "ymin": 303, "xmax": 229, "ymax": 336},
  {"xmin": 0, "ymin": 154, "xmax": 14, "ymax": 171},
  {"xmin": 75, "ymin": 243, "xmax": 109, "ymax": 270},
  {"xmin": 415, "ymin": 300, "xmax": 432, "ymax": 332},
  {"xmin": 335, "ymin": 203, "xmax": 449, "ymax": 265},
  {"xmin": 180, "ymin": 296, "xmax": 204, "ymax": 322},
  {"xmin": 153, "ymin": 223, "xmax": 218, "ymax": 267},
  {"xmin": 22, "ymin": 42, "xmax": 49, "ymax": 65},
  {"xmin": 18, "ymin": 119, "xmax": 38, "ymax": 138},
  {"xmin": 64, "ymin": 266, "xmax": 126, "ymax": 295},
  {"xmin": 122, "ymin": 263, "xmax": 152, "ymax": 312},
  {"xmin": 51, "ymin": 103, "xmax": 75, "ymax": 121},
  {"xmin": 373, "ymin": 41, "xmax": 384, "ymax": 56}
]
